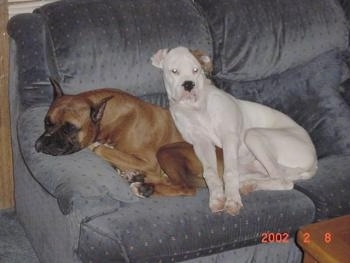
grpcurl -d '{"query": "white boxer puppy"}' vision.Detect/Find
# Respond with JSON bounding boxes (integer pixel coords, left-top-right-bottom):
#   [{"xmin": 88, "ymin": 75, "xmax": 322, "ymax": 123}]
[{"xmin": 151, "ymin": 46, "xmax": 317, "ymax": 215}]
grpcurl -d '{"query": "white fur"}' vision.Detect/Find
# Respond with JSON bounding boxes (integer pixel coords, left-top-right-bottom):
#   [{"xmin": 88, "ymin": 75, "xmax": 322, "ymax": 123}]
[{"xmin": 152, "ymin": 46, "xmax": 317, "ymax": 215}]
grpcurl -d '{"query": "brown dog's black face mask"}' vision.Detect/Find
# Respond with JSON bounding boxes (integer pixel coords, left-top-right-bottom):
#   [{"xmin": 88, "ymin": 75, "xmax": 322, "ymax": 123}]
[
  {"xmin": 35, "ymin": 78, "xmax": 110, "ymax": 156},
  {"xmin": 35, "ymin": 116, "xmax": 82, "ymax": 156}
]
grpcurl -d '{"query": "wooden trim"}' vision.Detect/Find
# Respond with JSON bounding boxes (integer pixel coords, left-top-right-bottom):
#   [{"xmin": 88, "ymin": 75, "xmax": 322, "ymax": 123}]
[
  {"xmin": 297, "ymin": 215, "xmax": 350, "ymax": 263},
  {"xmin": 0, "ymin": 0, "xmax": 14, "ymax": 209},
  {"xmin": 8, "ymin": 0, "xmax": 56, "ymax": 18}
]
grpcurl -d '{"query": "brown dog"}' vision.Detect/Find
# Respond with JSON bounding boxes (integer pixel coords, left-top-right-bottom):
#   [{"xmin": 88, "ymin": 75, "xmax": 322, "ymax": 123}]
[{"xmin": 35, "ymin": 78, "xmax": 227, "ymax": 197}]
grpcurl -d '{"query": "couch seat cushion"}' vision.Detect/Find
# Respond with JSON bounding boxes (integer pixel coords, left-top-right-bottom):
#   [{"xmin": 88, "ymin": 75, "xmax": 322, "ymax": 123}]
[
  {"xmin": 295, "ymin": 155, "xmax": 350, "ymax": 220},
  {"xmin": 77, "ymin": 189, "xmax": 314, "ymax": 262},
  {"xmin": 18, "ymin": 106, "xmax": 139, "ymax": 215}
]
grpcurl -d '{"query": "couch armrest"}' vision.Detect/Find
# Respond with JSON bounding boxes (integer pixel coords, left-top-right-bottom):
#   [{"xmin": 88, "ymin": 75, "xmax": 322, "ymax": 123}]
[
  {"xmin": 17, "ymin": 106, "xmax": 139, "ymax": 215},
  {"xmin": 7, "ymin": 14, "xmax": 59, "ymax": 108}
]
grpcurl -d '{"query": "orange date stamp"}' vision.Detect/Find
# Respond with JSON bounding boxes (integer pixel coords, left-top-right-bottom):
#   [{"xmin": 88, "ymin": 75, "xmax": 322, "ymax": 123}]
[
  {"xmin": 261, "ymin": 232, "xmax": 290, "ymax": 243},
  {"xmin": 301, "ymin": 232, "xmax": 333, "ymax": 244}
]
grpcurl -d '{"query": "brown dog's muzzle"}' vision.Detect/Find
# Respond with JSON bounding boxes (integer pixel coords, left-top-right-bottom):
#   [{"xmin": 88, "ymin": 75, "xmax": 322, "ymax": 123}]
[{"xmin": 35, "ymin": 131, "xmax": 82, "ymax": 156}]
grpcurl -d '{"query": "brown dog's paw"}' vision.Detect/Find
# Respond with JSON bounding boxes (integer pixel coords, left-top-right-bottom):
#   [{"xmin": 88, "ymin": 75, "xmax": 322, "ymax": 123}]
[
  {"xmin": 120, "ymin": 170, "xmax": 154, "ymax": 198},
  {"xmin": 120, "ymin": 170, "xmax": 145, "ymax": 183},
  {"xmin": 130, "ymin": 182, "xmax": 155, "ymax": 198}
]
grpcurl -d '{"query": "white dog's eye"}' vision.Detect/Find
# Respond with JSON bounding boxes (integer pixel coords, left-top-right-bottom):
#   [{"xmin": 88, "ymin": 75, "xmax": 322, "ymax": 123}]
[
  {"xmin": 171, "ymin": 68, "xmax": 178, "ymax": 74},
  {"xmin": 193, "ymin": 67, "xmax": 199, "ymax": 73}
]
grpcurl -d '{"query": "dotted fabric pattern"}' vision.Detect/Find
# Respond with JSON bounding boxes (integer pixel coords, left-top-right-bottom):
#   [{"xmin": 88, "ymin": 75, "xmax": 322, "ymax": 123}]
[
  {"xmin": 7, "ymin": 0, "xmax": 350, "ymax": 262},
  {"xmin": 295, "ymin": 155, "xmax": 350, "ymax": 220},
  {"xmin": 218, "ymin": 50, "xmax": 350, "ymax": 220},
  {"xmin": 220, "ymin": 50, "xmax": 350, "ymax": 159},
  {"xmin": 33, "ymin": 0, "xmax": 212, "ymax": 96},
  {"xmin": 17, "ymin": 106, "xmax": 139, "ymax": 215},
  {"xmin": 183, "ymin": 239, "xmax": 303, "ymax": 263},
  {"xmin": 77, "ymin": 189, "xmax": 314, "ymax": 262},
  {"xmin": 195, "ymin": 0, "xmax": 348, "ymax": 81}
]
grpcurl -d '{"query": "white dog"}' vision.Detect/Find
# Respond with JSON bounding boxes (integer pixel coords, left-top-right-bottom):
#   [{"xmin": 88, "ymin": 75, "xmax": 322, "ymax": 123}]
[{"xmin": 151, "ymin": 46, "xmax": 317, "ymax": 215}]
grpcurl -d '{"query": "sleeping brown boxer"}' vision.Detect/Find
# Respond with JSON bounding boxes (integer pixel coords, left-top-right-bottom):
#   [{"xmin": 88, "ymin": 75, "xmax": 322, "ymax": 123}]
[{"xmin": 35, "ymin": 78, "xmax": 228, "ymax": 197}]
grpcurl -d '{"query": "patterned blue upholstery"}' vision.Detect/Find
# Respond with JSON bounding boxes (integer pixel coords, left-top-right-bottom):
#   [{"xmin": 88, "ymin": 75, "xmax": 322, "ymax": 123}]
[
  {"xmin": 7, "ymin": 0, "xmax": 350, "ymax": 262},
  {"xmin": 77, "ymin": 190, "xmax": 314, "ymax": 262},
  {"xmin": 196, "ymin": 0, "xmax": 348, "ymax": 81}
]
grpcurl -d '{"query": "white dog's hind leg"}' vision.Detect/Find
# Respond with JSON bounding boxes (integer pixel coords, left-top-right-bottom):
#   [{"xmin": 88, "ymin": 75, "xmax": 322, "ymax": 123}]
[
  {"xmin": 238, "ymin": 172, "xmax": 293, "ymax": 194},
  {"xmin": 240, "ymin": 177, "xmax": 294, "ymax": 192},
  {"xmin": 192, "ymin": 141, "xmax": 226, "ymax": 213},
  {"xmin": 244, "ymin": 127, "xmax": 316, "ymax": 180},
  {"xmin": 244, "ymin": 128, "xmax": 283, "ymax": 178}
]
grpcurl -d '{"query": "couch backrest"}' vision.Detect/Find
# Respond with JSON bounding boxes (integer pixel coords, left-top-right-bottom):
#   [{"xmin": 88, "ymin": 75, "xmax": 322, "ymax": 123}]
[
  {"xmin": 8, "ymin": 0, "xmax": 212, "ymax": 108},
  {"xmin": 9, "ymin": 0, "xmax": 349, "ymax": 108},
  {"xmin": 196, "ymin": 0, "xmax": 348, "ymax": 81},
  {"xmin": 8, "ymin": 0, "xmax": 350, "ymax": 157}
]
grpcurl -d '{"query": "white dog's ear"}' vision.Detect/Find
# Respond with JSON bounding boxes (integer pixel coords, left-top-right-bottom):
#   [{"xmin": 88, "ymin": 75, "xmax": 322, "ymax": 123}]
[
  {"xmin": 151, "ymin": 48, "xmax": 169, "ymax": 69},
  {"xmin": 190, "ymin": 49, "xmax": 213, "ymax": 76}
]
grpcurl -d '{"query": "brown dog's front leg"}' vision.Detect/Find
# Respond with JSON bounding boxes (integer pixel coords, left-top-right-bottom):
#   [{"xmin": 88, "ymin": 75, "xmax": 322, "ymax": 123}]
[
  {"xmin": 91, "ymin": 144, "xmax": 154, "ymax": 173},
  {"xmin": 92, "ymin": 145, "xmax": 196, "ymax": 197},
  {"xmin": 91, "ymin": 145, "xmax": 161, "ymax": 197}
]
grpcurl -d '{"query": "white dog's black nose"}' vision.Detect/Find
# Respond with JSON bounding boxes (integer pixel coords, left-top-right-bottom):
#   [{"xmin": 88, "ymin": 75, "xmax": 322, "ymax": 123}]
[{"xmin": 182, "ymin": 81, "xmax": 195, "ymax": 92}]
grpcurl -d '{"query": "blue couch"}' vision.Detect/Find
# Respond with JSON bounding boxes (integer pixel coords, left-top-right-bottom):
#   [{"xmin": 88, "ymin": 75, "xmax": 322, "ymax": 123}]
[{"xmin": 7, "ymin": 0, "xmax": 350, "ymax": 262}]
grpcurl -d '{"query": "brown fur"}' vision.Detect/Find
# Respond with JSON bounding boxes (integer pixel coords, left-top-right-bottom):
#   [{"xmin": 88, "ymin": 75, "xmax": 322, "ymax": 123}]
[{"xmin": 44, "ymin": 88, "xmax": 209, "ymax": 196}]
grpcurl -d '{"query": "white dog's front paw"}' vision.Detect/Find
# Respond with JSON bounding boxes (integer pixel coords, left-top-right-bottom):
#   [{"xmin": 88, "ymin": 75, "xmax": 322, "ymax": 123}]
[
  {"xmin": 209, "ymin": 194, "xmax": 226, "ymax": 213},
  {"xmin": 224, "ymin": 196, "xmax": 243, "ymax": 216}
]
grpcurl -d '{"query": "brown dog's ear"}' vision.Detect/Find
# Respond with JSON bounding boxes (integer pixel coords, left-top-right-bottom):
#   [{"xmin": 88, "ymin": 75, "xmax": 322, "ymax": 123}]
[
  {"xmin": 90, "ymin": 96, "xmax": 113, "ymax": 124},
  {"xmin": 190, "ymin": 49, "xmax": 213, "ymax": 77},
  {"xmin": 49, "ymin": 77, "xmax": 64, "ymax": 100}
]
